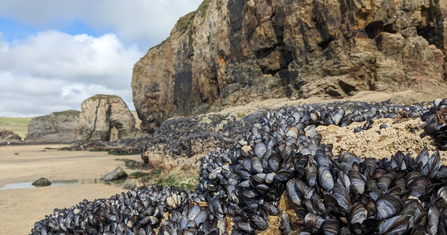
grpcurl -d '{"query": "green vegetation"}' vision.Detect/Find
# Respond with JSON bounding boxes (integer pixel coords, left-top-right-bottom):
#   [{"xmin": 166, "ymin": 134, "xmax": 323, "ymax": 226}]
[
  {"xmin": 89, "ymin": 149, "xmax": 102, "ymax": 152},
  {"xmin": 115, "ymin": 158, "xmax": 138, "ymax": 165},
  {"xmin": 149, "ymin": 0, "xmax": 211, "ymax": 51},
  {"xmin": 177, "ymin": 11, "xmax": 196, "ymax": 34},
  {"xmin": 129, "ymin": 171, "xmax": 150, "ymax": 178},
  {"xmin": 58, "ymin": 147, "xmax": 73, "ymax": 151},
  {"xmin": 176, "ymin": 0, "xmax": 210, "ymax": 34},
  {"xmin": 87, "ymin": 94, "xmax": 121, "ymax": 101},
  {"xmin": 197, "ymin": 0, "xmax": 211, "ymax": 17},
  {"xmin": 154, "ymin": 175, "xmax": 199, "ymax": 190},
  {"xmin": 187, "ymin": 30, "xmax": 194, "ymax": 45},
  {"xmin": 152, "ymin": 168, "xmax": 162, "ymax": 177},
  {"xmin": 0, "ymin": 116, "xmax": 32, "ymax": 139},
  {"xmin": 115, "ymin": 158, "xmax": 139, "ymax": 169},
  {"xmin": 53, "ymin": 110, "xmax": 80, "ymax": 117},
  {"xmin": 151, "ymin": 38, "xmax": 169, "ymax": 50},
  {"xmin": 108, "ymin": 149, "xmax": 141, "ymax": 155}
]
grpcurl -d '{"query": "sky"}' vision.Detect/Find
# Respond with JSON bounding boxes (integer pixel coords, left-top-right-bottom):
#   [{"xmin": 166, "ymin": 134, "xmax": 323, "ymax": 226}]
[{"xmin": 0, "ymin": 0, "xmax": 204, "ymax": 117}]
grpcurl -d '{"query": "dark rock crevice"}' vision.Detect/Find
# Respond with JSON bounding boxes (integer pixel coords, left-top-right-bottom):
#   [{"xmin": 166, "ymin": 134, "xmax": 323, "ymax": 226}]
[{"xmin": 87, "ymin": 101, "xmax": 101, "ymax": 141}]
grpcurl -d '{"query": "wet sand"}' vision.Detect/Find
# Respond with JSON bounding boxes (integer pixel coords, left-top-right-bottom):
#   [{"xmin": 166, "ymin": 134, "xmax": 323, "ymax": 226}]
[{"xmin": 0, "ymin": 145, "xmax": 141, "ymax": 235}]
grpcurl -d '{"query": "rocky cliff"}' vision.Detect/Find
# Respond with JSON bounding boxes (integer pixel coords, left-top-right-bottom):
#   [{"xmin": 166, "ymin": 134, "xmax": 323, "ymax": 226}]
[
  {"xmin": 76, "ymin": 95, "xmax": 137, "ymax": 141},
  {"xmin": 132, "ymin": 0, "xmax": 447, "ymax": 133},
  {"xmin": 26, "ymin": 110, "xmax": 79, "ymax": 143}
]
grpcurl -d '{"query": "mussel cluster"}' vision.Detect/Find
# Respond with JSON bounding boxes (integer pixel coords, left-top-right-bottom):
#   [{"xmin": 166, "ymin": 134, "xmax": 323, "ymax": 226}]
[
  {"xmin": 31, "ymin": 185, "xmax": 197, "ymax": 235},
  {"xmin": 423, "ymin": 98, "xmax": 447, "ymax": 149},
  {"xmin": 31, "ymin": 98, "xmax": 447, "ymax": 235},
  {"xmin": 196, "ymin": 103, "xmax": 447, "ymax": 234}
]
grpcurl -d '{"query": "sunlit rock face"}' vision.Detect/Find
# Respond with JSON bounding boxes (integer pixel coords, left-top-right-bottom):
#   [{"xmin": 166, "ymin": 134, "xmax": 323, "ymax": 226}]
[
  {"xmin": 26, "ymin": 110, "xmax": 79, "ymax": 143},
  {"xmin": 132, "ymin": 0, "xmax": 447, "ymax": 133},
  {"xmin": 76, "ymin": 94, "xmax": 137, "ymax": 141}
]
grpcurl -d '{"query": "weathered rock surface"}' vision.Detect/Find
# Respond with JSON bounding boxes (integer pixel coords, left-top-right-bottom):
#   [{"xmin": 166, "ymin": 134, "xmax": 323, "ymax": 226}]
[
  {"xmin": 76, "ymin": 95, "xmax": 137, "ymax": 141},
  {"xmin": 26, "ymin": 110, "xmax": 79, "ymax": 143},
  {"xmin": 132, "ymin": 0, "xmax": 447, "ymax": 133},
  {"xmin": 101, "ymin": 166, "xmax": 128, "ymax": 181},
  {"xmin": 0, "ymin": 130, "xmax": 21, "ymax": 143}
]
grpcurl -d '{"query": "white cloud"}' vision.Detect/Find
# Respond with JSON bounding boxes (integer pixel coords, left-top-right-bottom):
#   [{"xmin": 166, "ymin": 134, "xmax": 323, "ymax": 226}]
[
  {"xmin": 0, "ymin": 31, "xmax": 143, "ymax": 117},
  {"xmin": 0, "ymin": 0, "xmax": 203, "ymax": 46},
  {"xmin": 0, "ymin": 1, "xmax": 206, "ymax": 117}
]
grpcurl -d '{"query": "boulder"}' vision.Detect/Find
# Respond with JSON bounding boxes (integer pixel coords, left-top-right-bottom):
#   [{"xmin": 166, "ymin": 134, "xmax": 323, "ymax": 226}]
[
  {"xmin": 26, "ymin": 110, "xmax": 79, "ymax": 143},
  {"xmin": 32, "ymin": 178, "xmax": 52, "ymax": 187},
  {"xmin": 101, "ymin": 166, "xmax": 128, "ymax": 181},
  {"xmin": 0, "ymin": 130, "xmax": 21, "ymax": 143},
  {"xmin": 0, "ymin": 130, "xmax": 14, "ymax": 139},
  {"xmin": 76, "ymin": 94, "xmax": 137, "ymax": 141},
  {"xmin": 123, "ymin": 178, "xmax": 146, "ymax": 190},
  {"xmin": 132, "ymin": 0, "xmax": 447, "ymax": 133}
]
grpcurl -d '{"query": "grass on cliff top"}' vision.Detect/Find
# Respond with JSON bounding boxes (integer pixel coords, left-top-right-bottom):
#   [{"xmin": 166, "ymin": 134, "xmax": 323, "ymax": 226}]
[
  {"xmin": 53, "ymin": 110, "xmax": 80, "ymax": 117},
  {"xmin": 0, "ymin": 117, "xmax": 32, "ymax": 139},
  {"xmin": 176, "ymin": 0, "xmax": 211, "ymax": 33},
  {"xmin": 87, "ymin": 94, "xmax": 121, "ymax": 101},
  {"xmin": 150, "ymin": 0, "xmax": 210, "ymax": 50},
  {"xmin": 197, "ymin": 0, "xmax": 211, "ymax": 17},
  {"xmin": 177, "ymin": 11, "xmax": 196, "ymax": 34}
]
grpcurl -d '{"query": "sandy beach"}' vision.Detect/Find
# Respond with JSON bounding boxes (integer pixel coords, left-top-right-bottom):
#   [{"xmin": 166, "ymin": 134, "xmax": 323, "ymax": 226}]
[{"xmin": 0, "ymin": 145, "xmax": 142, "ymax": 235}]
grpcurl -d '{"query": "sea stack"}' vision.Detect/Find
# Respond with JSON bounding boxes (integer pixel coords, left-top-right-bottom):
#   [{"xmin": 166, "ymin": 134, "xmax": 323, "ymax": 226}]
[{"xmin": 76, "ymin": 94, "xmax": 137, "ymax": 141}]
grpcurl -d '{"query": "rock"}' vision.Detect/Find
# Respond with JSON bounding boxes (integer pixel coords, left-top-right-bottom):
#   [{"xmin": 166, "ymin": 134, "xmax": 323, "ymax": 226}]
[
  {"xmin": 80, "ymin": 111, "xmax": 265, "ymax": 165},
  {"xmin": 326, "ymin": 125, "xmax": 339, "ymax": 132},
  {"xmin": 0, "ymin": 130, "xmax": 21, "ymax": 143},
  {"xmin": 123, "ymin": 178, "xmax": 146, "ymax": 190},
  {"xmin": 101, "ymin": 166, "xmax": 128, "ymax": 181},
  {"xmin": 0, "ymin": 130, "xmax": 14, "ymax": 139},
  {"xmin": 110, "ymin": 126, "xmax": 119, "ymax": 141},
  {"xmin": 354, "ymin": 127, "xmax": 364, "ymax": 133},
  {"xmin": 132, "ymin": 0, "xmax": 447, "ymax": 133},
  {"xmin": 236, "ymin": 112, "xmax": 245, "ymax": 118},
  {"xmin": 76, "ymin": 94, "xmax": 137, "ymax": 141},
  {"xmin": 26, "ymin": 110, "xmax": 79, "ymax": 143},
  {"xmin": 32, "ymin": 178, "xmax": 51, "ymax": 187}
]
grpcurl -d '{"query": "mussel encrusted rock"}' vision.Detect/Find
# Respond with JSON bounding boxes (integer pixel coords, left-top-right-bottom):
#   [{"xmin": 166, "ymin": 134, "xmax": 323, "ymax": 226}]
[
  {"xmin": 422, "ymin": 98, "xmax": 447, "ymax": 150},
  {"xmin": 31, "ymin": 98, "xmax": 447, "ymax": 235}
]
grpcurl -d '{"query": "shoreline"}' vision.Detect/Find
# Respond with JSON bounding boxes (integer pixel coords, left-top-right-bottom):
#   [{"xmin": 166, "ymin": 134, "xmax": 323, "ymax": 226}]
[{"xmin": 0, "ymin": 144, "xmax": 141, "ymax": 235}]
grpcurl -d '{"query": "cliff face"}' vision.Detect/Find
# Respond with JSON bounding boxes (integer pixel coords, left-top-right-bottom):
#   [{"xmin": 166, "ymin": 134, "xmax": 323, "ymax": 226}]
[
  {"xmin": 132, "ymin": 0, "xmax": 447, "ymax": 133},
  {"xmin": 26, "ymin": 110, "xmax": 79, "ymax": 142},
  {"xmin": 76, "ymin": 95, "xmax": 137, "ymax": 141}
]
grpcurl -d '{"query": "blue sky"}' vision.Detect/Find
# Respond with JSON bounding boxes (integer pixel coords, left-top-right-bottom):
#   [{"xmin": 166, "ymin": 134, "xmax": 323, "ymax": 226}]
[
  {"xmin": 0, "ymin": 0, "xmax": 203, "ymax": 117},
  {"xmin": 0, "ymin": 18, "xmax": 105, "ymax": 42},
  {"xmin": 0, "ymin": 18, "xmax": 38, "ymax": 42}
]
